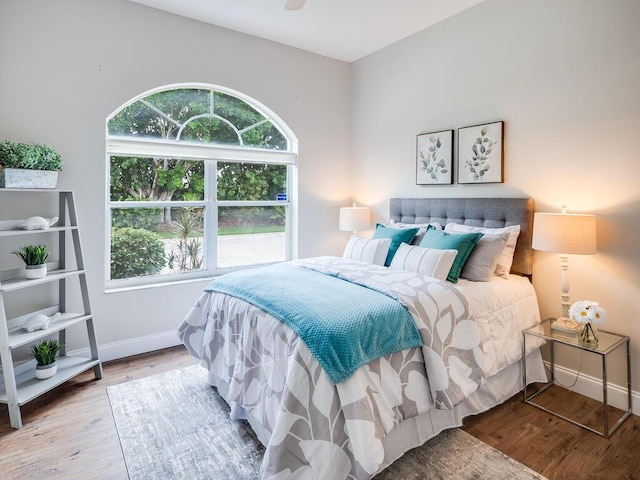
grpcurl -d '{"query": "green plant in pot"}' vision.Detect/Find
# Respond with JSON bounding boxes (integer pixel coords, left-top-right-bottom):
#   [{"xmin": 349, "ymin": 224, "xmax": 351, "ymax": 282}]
[
  {"xmin": 12, "ymin": 244, "xmax": 50, "ymax": 279},
  {"xmin": 0, "ymin": 140, "xmax": 63, "ymax": 189},
  {"xmin": 31, "ymin": 339, "xmax": 64, "ymax": 380}
]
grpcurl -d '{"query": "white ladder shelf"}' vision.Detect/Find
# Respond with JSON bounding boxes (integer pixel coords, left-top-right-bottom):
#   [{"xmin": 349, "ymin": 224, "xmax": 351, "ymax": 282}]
[{"xmin": 0, "ymin": 189, "xmax": 102, "ymax": 429}]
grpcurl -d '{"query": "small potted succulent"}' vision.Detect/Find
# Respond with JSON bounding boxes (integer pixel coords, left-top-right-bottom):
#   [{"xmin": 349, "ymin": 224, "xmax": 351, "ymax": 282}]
[
  {"xmin": 12, "ymin": 244, "xmax": 50, "ymax": 279},
  {"xmin": 0, "ymin": 140, "xmax": 63, "ymax": 189},
  {"xmin": 31, "ymin": 339, "xmax": 64, "ymax": 379}
]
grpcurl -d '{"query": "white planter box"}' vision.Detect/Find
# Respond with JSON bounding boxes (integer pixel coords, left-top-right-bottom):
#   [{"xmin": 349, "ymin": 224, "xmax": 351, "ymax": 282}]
[{"xmin": 0, "ymin": 168, "xmax": 58, "ymax": 189}]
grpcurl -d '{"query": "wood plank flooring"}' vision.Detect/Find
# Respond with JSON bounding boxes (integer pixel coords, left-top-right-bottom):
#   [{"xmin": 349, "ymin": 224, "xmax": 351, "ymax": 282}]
[
  {"xmin": 0, "ymin": 346, "xmax": 638, "ymax": 479},
  {"xmin": 0, "ymin": 346, "xmax": 197, "ymax": 480},
  {"xmin": 463, "ymin": 385, "xmax": 640, "ymax": 480}
]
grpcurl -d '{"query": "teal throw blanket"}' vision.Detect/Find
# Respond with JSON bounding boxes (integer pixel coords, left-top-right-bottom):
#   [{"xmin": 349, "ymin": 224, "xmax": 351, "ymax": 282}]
[{"xmin": 205, "ymin": 264, "xmax": 421, "ymax": 384}]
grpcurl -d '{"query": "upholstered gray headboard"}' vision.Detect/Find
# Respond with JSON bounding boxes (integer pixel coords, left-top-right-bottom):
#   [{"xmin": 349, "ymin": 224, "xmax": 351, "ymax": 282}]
[{"xmin": 390, "ymin": 197, "xmax": 534, "ymax": 276}]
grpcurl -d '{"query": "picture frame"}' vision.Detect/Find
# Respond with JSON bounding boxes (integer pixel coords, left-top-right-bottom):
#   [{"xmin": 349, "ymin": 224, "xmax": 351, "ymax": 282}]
[
  {"xmin": 416, "ymin": 129, "xmax": 453, "ymax": 185},
  {"xmin": 457, "ymin": 121, "xmax": 504, "ymax": 184}
]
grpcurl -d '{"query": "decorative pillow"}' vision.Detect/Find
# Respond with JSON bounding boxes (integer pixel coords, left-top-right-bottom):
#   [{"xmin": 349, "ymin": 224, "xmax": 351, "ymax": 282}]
[
  {"xmin": 373, "ymin": 223, "xmax": 419, "ymax": 266},
  {"xmin": 444, "ymin": 223, "xmax": 521, "ymax": 277},
  {"xmin": 387, "ymin": 219, "xmax": 443, "ymax": 245},
  {"xmin": 389, "ymin": 244, "xmax": 458, "ymax": 282},
  {"xmin": 460, "ymin": 232, "xmax": 510, "ymax": 282},
  {"xmin": 419, "ymin": 229, "xmax": 483, "ymax": 283},
  {"xmin": 342, "ymin": 236, "xmax": 391, "ymax": 266}
]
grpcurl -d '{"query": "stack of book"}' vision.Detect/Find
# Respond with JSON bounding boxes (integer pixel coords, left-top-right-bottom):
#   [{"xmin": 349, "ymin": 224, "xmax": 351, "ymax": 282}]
[{"xmin": 550, "ymin": 317, "xmax": 582, "ymax": 334}]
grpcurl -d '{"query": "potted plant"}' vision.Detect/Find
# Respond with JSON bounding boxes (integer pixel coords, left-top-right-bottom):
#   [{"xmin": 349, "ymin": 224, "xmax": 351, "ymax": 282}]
[
  {"xmin": 12, "ymin": 244, "xmax": 50, "ymax": 279},
  {"xmin": 0, "ymin": 140, "xmax": 63, "ymax": 189},
  {"xmin": 30, "ymin": 339, "xmax": 64, "ymax": 379}
]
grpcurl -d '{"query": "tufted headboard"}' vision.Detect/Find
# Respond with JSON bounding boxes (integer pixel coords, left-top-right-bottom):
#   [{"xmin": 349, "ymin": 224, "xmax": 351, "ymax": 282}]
[{"xmin": 389, "ymin": 197, "xmax": 534, "ymax": 276}]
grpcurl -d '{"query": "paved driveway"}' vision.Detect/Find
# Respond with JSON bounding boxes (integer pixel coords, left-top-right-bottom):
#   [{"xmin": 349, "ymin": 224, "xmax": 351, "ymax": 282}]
[{"xmin": 163, "ymin": 232, "xmax": 285, "ymax": 272}]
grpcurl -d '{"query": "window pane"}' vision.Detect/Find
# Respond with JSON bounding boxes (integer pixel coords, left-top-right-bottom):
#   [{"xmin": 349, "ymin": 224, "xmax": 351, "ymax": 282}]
[
  {"xmin": 110, "ymin": 207, "xmax": 166, "ymax": 280},
  {"xmin": 108, "ymin": 89, "xmax": 211, "ymax": 140},
  {"xmin": 217, "ymin": 163, "xmax": 287, "ymax": 201},
  {"xmin": 242, "ymin": 121, "xmax": 288, "ymax": 150},
  {"xmin": 110, "ymin": 207, "xmax": 205, "ymax": 280},
  {"xmin": 145, "ymin": 88, "xmax": 210, "ymax": 121},
  {"xmin": 110, "ymin": 156, "xmax": 204, "ymax": 202},
  {"xmin": 179, "ymin": 117, "xmax": 240, "ymax": 146},
  {"xmin": 214, "ymin": 92, "xmax": 264, "ymax": 130},
  {"xmin": 218, "ymin": 206, "xmax": 286, "ymax": 268}
]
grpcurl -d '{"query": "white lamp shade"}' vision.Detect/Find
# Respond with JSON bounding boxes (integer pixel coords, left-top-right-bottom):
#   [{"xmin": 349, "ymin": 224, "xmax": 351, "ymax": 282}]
[
  {"xmin": 532, "ymin": 212, "xmax": 597, "ymax": 255},
  {"xmin": 339, "ymin": 207, "xmax": 370, "ymax": 232}
]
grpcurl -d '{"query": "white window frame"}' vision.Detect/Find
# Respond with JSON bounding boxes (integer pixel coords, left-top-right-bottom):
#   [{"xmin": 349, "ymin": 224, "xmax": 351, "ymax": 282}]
[{"xmin": 105, "ymin": 83, "xmax": 298, "ymax": 291}]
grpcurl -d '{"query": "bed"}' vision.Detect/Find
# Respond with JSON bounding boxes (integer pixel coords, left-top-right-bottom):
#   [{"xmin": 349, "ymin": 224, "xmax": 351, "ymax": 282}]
[{"xmin": 178, "ymin": 197, "xmax": 547, "ymax": 479}]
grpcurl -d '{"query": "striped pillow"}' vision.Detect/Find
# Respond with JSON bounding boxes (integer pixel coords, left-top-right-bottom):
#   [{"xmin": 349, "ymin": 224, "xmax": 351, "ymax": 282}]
[
  {"xmin": 342, "ymin": 236, "xmax": 391, "ymax": 266},
  {"xmin": 389, "ymin": 243, "xmax": 458, "ymax": 281}
]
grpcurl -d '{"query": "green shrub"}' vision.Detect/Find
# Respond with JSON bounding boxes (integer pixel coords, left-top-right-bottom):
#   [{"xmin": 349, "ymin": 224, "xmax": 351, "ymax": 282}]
[
  {"xmin": 0, "ymin": 141, "xmax": 63, "ymax": 171},
  {"xmin": 111, "ymin": 207, "xmax": 163, "ymax": 231},
  {"xmin": 110, "ymin": 227, "xmax": 166, "ymax": 279}
]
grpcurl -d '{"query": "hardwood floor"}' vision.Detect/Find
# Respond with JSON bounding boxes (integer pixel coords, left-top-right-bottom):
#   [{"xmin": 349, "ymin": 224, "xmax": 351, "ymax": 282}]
[
  {"xmin": 0, "ymin": 346, "xmax": 197, "ymax": 480},
  {"xmin": 462, "ymin": 385, "xmax": 640, "ymax": 480},
  {"xmin": 1, "ymin": 346, "xmax": 638, "ymax": 479}
]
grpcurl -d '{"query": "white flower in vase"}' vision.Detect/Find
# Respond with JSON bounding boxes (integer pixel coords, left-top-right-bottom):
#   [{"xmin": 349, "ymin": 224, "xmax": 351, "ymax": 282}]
[{"xmin": 569, "ymin": 300, "xmax": 606, "ymax": 346}]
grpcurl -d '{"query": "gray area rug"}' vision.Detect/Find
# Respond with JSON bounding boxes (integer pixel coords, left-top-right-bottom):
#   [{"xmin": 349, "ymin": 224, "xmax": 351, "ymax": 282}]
[{"xmin": 107, "ymin": 365, "xmax": 547, "ymax": 480}]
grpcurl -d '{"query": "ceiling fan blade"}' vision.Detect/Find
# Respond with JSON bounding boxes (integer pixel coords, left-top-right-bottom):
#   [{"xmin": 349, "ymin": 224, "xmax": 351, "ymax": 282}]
[{"xmin": 284, "ymin": 0, "xmax": 306, "ymax": 10}]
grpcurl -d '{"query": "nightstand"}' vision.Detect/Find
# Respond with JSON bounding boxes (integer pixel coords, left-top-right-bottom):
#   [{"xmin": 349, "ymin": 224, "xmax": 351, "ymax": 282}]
[{"xmin": 523, "ymin": 318, "xmax": 632, "ymax": 438}]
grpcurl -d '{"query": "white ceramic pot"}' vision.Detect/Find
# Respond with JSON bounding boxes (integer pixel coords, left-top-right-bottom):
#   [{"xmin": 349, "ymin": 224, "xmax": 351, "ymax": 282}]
[
  {"xmin": 25, "ymin": 264, "xmax": 47, "ymax": 279},
  {"xmin": 35, "ymin": 361, "xmax": 57, "ymax": 380}
]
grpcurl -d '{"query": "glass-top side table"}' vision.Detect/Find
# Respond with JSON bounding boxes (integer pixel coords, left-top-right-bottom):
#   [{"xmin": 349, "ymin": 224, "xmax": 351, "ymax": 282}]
[{"xmin": 523, "ymin": 318, "xmax": 632, "ymax": 438}]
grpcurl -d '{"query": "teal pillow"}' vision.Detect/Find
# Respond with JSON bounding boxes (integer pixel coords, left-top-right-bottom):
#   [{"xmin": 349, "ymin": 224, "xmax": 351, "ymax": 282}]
[
  {"xmin": 419, "ymin": 230, "xmax": 483, "ymax": 283},
  {"xmin": 373, "ymin": 224, "xmax": 419, "ymax": 266}
]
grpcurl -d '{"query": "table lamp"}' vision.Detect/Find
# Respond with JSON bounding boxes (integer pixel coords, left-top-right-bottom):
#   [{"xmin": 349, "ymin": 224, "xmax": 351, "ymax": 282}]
[
  {"xmin": 339, "ymin": 205, "xmax": 370, "ymax": 235},
  {"xmin": 532, "ymin": 206, "xmax": 597, "ymax": 320}
]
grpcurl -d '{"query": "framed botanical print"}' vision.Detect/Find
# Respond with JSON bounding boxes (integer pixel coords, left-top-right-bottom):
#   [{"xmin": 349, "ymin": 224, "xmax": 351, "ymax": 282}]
[
  {"xmin": 457, "ymin": 121, "xmax": 504, "ymax": 184},
  {"xmin": 416, "ymin": 129, "xmax": 453, "ymax": 185}
]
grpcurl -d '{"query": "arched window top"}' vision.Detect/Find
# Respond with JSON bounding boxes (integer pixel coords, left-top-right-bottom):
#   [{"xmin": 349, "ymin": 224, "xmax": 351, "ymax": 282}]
[{"xmin": 107, "ymin": 84, "xmax": 294, "ymax": 152}]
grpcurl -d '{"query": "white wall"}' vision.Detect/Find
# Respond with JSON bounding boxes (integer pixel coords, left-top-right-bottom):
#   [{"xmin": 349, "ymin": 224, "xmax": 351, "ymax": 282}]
[
  {"xmin": 0, "ymin": 0, "xmax": 352, "ymax": 358},
  {"xmin": 351, "ymin": 0, "xmax": 640, "ymax": 396}
]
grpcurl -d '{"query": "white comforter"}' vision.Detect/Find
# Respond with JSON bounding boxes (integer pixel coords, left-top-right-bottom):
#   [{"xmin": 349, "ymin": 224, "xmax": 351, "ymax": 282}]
[{"xmin": 178, "ymin": 257, "xmax": 541, "ymax": 479}]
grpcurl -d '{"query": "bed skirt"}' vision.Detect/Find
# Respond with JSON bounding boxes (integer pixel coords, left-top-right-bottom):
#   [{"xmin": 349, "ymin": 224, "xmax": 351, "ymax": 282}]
[{"xmin": 204, "ymin": 349, "xmax": 546, "ymax": 477}]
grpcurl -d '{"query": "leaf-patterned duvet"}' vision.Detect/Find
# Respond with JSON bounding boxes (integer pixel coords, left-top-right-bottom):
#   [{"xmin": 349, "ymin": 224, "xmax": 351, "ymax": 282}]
[{"xmin": 178, "ymin": 256, "xmax": 541, "ymax": 479}]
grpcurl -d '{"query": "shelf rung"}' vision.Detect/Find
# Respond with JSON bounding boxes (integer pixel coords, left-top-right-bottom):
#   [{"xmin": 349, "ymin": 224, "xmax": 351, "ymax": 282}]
[
  {"xmin": 0, "ymin": 269, "xmax": 86, "ymax": 292},
  {"xmin": 0, "ymin": 356, "xmax": 100, "ymax": 405},
  {"xmin": 8, "ymin": 313, "xmax": 93, "ymax": 349},
  {"xmin": 0, "ymin": 226, "xmax": 77, "ymax": 238}
]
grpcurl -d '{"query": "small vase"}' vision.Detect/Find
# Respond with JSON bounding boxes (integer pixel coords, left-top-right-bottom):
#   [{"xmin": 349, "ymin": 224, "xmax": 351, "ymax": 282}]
[
  {"xmin": 578, "ymin": 322, "xmax": 598, "ymax": 347},
  {"xmin": 25, "ymin": 264, "xmax": 47, "ymax": 279},
  {"xmin": 35, "ymin": 361, "xmax": 57, "ymax": 380}
]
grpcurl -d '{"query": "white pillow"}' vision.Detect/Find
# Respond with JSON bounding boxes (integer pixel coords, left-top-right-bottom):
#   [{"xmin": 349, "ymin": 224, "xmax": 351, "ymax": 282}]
[
  {"xmin": 444, "ymin": 223, "xmax": 520, "ymax": 277},
  {"xmin": 389, "ymin": 243, "xmax": 458, "ymax": 281},
  {"xmin": 460, "ymin": 232, "xmax": 510, "ymax": 282},
  {"xmin": 342, "ymin": 236, "xmax": 391, "ymax": 266},
  {"xmin": 387, "ymin": 220, "xmax": 442, "ymax": 245}
]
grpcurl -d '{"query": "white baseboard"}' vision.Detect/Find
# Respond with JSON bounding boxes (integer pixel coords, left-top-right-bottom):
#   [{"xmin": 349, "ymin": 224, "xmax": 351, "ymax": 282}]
[
  {"xmin": 68, "ymin": 330, "xmax": 182, "ymax": 363},
  {"xmin": 545, "ymin": 361, "xmax": 639, "ymax": 416}
]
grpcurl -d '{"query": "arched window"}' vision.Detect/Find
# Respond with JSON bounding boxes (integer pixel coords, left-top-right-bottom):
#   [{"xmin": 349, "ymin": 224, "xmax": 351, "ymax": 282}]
[{"xmin": 106, "ymin": 84, "xmax": 297, "ymax": 288}]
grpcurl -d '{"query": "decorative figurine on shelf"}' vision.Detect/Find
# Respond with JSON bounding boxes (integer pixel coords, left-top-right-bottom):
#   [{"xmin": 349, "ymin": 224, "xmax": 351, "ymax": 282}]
[
  {"xmin": 21, "ymin": 312, "xmax": 61, "ymax": 333},
  {"xmin": 17, "ymin": 216, "xmax": 59, "ymax": 230},
  {"xmin": 569, "ymin": 300, "xmax": 607, "ymax": 347}
]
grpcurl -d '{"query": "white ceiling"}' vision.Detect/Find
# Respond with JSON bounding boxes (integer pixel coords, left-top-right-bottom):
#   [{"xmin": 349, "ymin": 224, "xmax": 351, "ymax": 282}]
[{"xmin": 129, "ymin": 0, "xmax": 486, "ymax": 62}]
